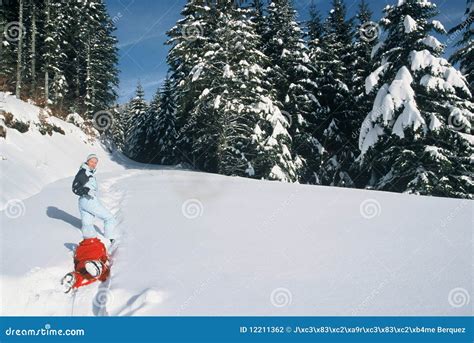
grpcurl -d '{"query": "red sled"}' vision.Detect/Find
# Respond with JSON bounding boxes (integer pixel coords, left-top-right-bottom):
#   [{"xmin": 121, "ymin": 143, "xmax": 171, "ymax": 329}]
[{"xmin": 61, "ymin": 238, "xmax": 110, "ymax": 293}]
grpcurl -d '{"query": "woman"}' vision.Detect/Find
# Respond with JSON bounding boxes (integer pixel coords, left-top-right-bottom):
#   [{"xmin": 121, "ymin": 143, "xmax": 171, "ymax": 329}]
[
  {"xmin": 72, "ymin": 153, "xmax": 117, "ymax": 244},
  {"xmin": 62, "ymin": 154, "xmax": 116, "ymax": 292}
]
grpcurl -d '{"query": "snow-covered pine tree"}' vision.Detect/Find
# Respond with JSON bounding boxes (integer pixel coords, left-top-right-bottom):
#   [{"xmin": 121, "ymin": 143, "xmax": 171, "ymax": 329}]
[
  {"xmin": 449, "ymin": 0, "xmax": 473, "ymax": 90},
  {"xmin": 249, "ymin": 0, "xmax": 266, "ymax": 42},
  {"xmin": 149, "ymin": 76, "xmax": 178, "ymax": 165},
  {"xmin": 26, "ymin": 0, "xmax": 41, "ymax": 98},
  {"xmin": 166, "ymin": 0, "xmax": 218, "ymax": 168},
  {"xmin": 307, "ymin": 0, "xmax": 325, "ymax": 45},
  {"xmin": 1, "ymin": 0, "xmax": 46, "ymax": 99},
  {"xmin": 16, "ymin": 0, "xmax": 35, "ymax": 98},
  {"xmin": 0, "ymin": 0, "xmax": 118, "ymax": 115},
  {"xmin": 15, "ymin": 0, "xmax": 25, "ymax": 98},
  {"xmin": 49, "ymin": 0, "xmax": 72, "ymax": 109},
  {"xmin": 143, "ymin": 87, "xmax": 162, "ymax": 163},
  {"xmin": 124, "ymin": 82, "xmax": 149, "ymax": 161},
  {"xmin": 299, "ymin": 1, "xmax": 326, "ymax": 184},
  {"xmin": 0, "ymin": 0, "xmax": 20, "ymax": 91},
  {"xmin": 81, "ymin": 0, "xmax": 119, "ymax": 117},
  {"xmin": 187, "ymin": 2, "xmax": 276, "ymax": 177},
  {"xmin": 43, "ymin": 0, "xmax": 54, "ymax": 104},
  {"xmin": 261, "ymin": 0, "xmax": 317, "ymax": 182},
  {"xmin": 353, "ymin": 0, "xmax": 377, "ymax": 111},
  {"xmin": 315, "ymin": 0, "xmax": 357, "ymax": 187},
  {"xmin": 59, "ymin": 0, "xmax": 118, "ymax": 116},
  {"xmin": 359, "ymin": 0, "xmax": 474, "ymax": 198},
  {"xmin": 351, "ymin": 0, "xmax": 379, "ymax": 187},
  {"xmin": 108, "ymin": 104, "xmax": 125, "ymax": 151}
]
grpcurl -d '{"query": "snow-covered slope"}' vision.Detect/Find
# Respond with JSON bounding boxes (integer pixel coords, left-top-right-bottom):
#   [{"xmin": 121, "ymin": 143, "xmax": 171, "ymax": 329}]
[
  {"xmin": 1, "ymin": 165, "xmax": 472, "ymax": 316},
  {"xmin": 0, "ymin": 92, "xmax": 125, "ymax": 210},
  {"xmin": 0, "ymin": 94, "xmax": 472, "ymax": 316}
]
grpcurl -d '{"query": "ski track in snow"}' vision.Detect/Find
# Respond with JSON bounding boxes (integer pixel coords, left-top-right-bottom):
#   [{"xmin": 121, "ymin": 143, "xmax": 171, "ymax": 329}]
[
  {"xmin": 80, "ymin": 170, "xmax": 165, "ymax": 316},
  {"xmin": 0, "ymin": 93, "xmax": 168, "ymax": 316},
  {"xmin": 91, "ymin": 172, "xmax": 131, "ymax": 317},
  {"xmin": 73, "ymin": 170, "xmax": 150, "ymax": 316},
  {"xmin": 0, "ymin": 170, "xmax": 155, "ymax": 316}
]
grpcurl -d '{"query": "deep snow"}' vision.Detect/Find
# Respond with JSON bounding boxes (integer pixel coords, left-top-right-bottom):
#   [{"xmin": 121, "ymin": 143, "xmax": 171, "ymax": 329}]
[
  {"xmin": 0, "ymin": 94, "xmax": 472, "ymax": 316},
  {"xmin": 1, "ymin": 165, "xmax": 472, "ymax": 316}
]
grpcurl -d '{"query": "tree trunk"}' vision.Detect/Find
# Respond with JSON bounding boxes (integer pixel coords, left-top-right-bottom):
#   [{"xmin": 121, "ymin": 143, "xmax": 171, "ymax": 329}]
[
  {"xmin": 86, "ymin": 36, "xmax": 92, "ymax": 116},
  {"xmin": 31, "ymin": 0, "xmax": 37, "ymax": 96},
  {"xmin": 15, "ymin": 0, "xmax": 24, "ymax": 98},
  {"xmin": 44, "ymin": 0, "xmax": 50, "ymax": 103}
]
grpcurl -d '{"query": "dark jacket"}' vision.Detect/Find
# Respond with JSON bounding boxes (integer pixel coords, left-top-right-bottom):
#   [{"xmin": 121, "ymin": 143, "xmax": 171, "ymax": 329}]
[{"xmin": 72, "ymin": 167, "xmax": 92, "ymax": 196}]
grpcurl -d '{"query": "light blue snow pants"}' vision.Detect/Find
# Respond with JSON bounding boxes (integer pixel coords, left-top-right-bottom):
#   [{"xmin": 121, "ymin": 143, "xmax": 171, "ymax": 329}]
[{"xmin": 78, "ymin": 196, "xmax": 117, "ymax": 240}]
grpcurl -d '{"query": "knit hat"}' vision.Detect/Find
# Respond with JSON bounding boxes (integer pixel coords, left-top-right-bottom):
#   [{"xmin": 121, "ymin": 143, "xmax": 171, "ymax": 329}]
[{"xmin": 86, "ymin": 153, "xmax": 99, "ymax": 162}]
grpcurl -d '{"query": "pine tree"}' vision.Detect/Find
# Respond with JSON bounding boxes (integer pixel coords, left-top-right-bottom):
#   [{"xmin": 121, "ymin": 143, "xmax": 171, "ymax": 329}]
[
  {"xmin": 150, "ymin": 76, "xmax": 178, "ymax": 165},
  {"xmin": 262, "ymin": 0, "xmax": 317, "ymax": 182},
  {"xmin": 30, "ymin": 0, "xmax": 38, "ymax": 95},
  {"xmin": 315, "ymin": 0, "xmax": 357, "ymax": 187},
  {"xmin": 143, "ymin": 88, "xmax": 162, "ymax": 163},
  {"xmin": 449, "ymin": 0, "xmax": 473, "ymax": 90},
  {"xmin": 15, "ymin": 0, "xmax": 25, "ymax": 98},
  {"xmin": 166, "ymin": 1, "xmax": 291, "ymax": 179},
  {"xmin": 307, "ymin": 1, "xmax": 324, "ymax": 44},
  {"xmin": 0, "ymin": 0, "xmax": 20, "ymax": 91},
  {"xmin": 358, "ymin": 0, "xmax": 474, "ymax": 198},
  {"xmin": 50, "ymin": 0, "xmax": 75, "ymax": 109},
  {"xmin": 0, "ymin": 0, "xmax": 118, "ymax": 116},
  {"xmin": 353, "ymin": 0, "xmax": 377, "ymax": 106},
  {"xmin": 351, "ymin": 0, "xmax": 379, "ymax": 187},
  {"xmin": 250, "ymin": 0, "xmax": 266, "ymax": 41},
  {"xmin": 166, "ymin": 0, "xmax": 218, "ymax": 168},
  {"xmin": 82, "ymin": 0, "xmax": 119, "ymax": 117},
  {"xmin": 124, "ymin": 82, "xmax": 149, "ymax": 161},
  {"xmin": 43, "ymin": 0, "xmax": 54, "ymax": 104},
  {"xmin": 299, "ymin": 1, "xmax": 326, "ymax": 184},
  {"xmin": 110, "ymin": 104, "xmax": 126, "ymax": 151},
  {"xmin": 179, "ymin": 3, "xmax": 256, "ymax": 176}
]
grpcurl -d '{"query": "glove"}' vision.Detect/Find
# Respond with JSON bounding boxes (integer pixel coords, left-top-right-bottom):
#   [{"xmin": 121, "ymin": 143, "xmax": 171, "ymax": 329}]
[{"xmin": 82, "ymin": 187, "xmax": 93, "ymax": 199}]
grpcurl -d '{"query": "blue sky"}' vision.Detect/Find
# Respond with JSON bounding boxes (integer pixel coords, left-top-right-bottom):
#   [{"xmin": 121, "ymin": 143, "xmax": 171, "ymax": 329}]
[{"xmin": 105, "ymin": 0, "xmax": 468, "ymax": 104}]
